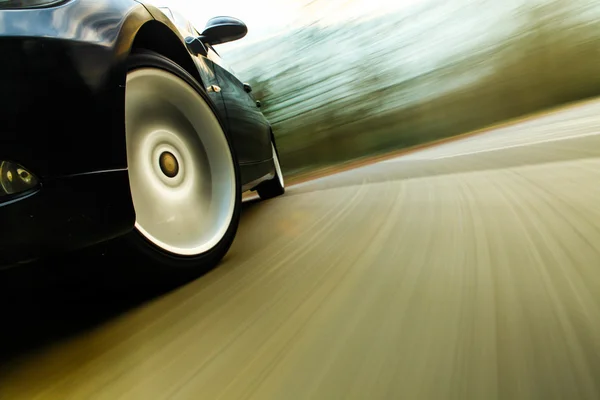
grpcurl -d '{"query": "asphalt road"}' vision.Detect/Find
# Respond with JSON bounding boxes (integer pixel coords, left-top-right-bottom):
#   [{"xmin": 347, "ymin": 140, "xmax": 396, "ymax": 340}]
[{"xmin": 2, "ymin": 100, "xmax": 600, "ymax": 399}]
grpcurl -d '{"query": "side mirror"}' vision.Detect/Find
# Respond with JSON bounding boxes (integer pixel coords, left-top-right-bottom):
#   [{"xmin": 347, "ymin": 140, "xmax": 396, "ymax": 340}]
[{"xmin": 201, "ymin": 16, "xmax": 248, "ymax": 46}]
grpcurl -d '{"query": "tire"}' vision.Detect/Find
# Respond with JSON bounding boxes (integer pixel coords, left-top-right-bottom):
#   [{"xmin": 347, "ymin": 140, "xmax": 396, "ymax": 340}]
[
  {"xmin": 256, "ymin": 141, "xmax": 285, "ymax": 199},
  {"xmin": 100, "ymin": 50, "xmax": 241, "ymax": 290}
]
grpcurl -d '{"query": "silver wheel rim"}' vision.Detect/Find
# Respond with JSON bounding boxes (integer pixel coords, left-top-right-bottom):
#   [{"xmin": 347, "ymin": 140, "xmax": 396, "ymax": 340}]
[
  {"xmin": 272, "ymin": 143, "xmax": 284, "ymax": 188},
  {"xmin": 125, "ymin": 68, "xmax": 236, "ymax": 256}
]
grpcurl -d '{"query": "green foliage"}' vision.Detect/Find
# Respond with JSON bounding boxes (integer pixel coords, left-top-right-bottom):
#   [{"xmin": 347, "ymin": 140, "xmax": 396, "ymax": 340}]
[{"xmin": 237, "ymin": 0, "xmax": 600, "ymax": 177}]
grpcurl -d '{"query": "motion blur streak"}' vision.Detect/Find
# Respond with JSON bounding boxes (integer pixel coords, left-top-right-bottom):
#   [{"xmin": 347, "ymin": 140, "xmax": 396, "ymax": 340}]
[
  {"xmin": 2, "ymin": 99, "xmax": 600, "ymax": 399},
  {"xmin": 219, "ymin": 0, "xmax": 600, "ymax": 179}
]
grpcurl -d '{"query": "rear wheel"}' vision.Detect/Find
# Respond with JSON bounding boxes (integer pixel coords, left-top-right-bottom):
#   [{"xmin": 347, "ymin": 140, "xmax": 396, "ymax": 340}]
[
  {"xmin": 256, "ymin": 141, "xmax": 285, "ymax": 199},
  {"xmin": 105, "ymin": 51, "xmax": 241, "ymax": 289}
]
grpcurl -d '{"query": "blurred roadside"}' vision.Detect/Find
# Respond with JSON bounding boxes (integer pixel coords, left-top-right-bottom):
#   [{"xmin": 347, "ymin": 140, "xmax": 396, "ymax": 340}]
[
  {"xmin": 219, "ymin": 0, "xmax": 600, "ymax": 180},
  {"xmin": 278, "ymin": 96, "xmax": 599, "ymax": 187}
]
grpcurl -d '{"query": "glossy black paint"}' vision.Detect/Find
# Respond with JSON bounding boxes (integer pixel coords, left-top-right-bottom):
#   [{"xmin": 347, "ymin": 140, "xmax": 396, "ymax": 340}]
[
  {"xmin": 206, "ymin": 43, "xmax": 273, "ymax": 166},
  {"xmin": 0, "ymin": 0, "xmax": 277, "ymax": 268}
]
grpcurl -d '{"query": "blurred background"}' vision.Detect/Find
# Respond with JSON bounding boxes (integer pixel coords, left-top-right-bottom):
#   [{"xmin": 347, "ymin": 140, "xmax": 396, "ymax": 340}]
[{"xmin": 151, "ymin": 0, "xmax": 600, "ymax": 176}]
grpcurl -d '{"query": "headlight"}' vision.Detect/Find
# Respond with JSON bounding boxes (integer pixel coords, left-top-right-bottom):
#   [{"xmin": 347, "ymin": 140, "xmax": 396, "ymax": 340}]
[
  {"xmin": 0, "ymin": 0, "xmax": 66, "ymax": 9},
  {"xmin": 0, "ymin": 161, "xmax": 40, "ymax": 198}
]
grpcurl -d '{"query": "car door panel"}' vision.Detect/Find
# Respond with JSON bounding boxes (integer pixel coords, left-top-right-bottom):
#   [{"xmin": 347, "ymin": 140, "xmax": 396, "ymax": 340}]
[
  {"xmin": 206, "ymin": 46, "xmax": 272, "ymax": 165},
  {"xmin": 190, "ymin": 56, "xmax": 228, "ymax": 129}
]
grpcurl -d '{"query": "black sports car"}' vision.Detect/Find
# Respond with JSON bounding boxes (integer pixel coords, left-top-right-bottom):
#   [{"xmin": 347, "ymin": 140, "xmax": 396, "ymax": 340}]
[{"xmin": 0, "ymin": 0, "xmax": 285, "ymax": 284}]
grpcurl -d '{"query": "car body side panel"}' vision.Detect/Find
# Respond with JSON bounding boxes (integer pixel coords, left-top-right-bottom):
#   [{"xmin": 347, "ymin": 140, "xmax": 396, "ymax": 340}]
[
  {"xmin": 208, "ymin": 49, "xmax": 273, "ymax": 165},
  {"xmin": 190, "ymin": 56, "xmax": 230, "ymax": 130}
]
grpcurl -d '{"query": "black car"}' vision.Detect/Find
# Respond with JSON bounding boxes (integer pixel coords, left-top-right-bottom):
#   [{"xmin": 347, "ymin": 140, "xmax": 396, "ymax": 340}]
[{"xmin": 0, "ymin": 0, "xmax": 285, "ymax": 285}]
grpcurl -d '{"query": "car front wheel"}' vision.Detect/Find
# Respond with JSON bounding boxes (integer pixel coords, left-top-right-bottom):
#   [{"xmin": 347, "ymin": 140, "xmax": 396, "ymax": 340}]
[{"xmin": 107, "ymin": 50, "xmax": 241, "ymax": 289}]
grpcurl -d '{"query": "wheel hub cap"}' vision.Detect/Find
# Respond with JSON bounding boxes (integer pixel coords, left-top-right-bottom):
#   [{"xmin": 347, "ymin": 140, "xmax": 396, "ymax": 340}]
[{"xmin": 159, "ymin": 151, "xmax": 179, "ymax": 178}]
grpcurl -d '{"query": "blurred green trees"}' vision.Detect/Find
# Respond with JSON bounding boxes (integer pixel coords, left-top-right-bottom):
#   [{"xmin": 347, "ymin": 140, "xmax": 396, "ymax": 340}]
[{"xmin": 222, "ymin": 0, "xmax": 600, "ymax": 176}]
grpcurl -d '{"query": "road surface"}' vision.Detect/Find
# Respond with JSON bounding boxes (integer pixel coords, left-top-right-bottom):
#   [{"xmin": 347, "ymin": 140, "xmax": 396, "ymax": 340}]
[{"xmin": 2, "ymin": 100, "xmax": 600, "ymax": 399}]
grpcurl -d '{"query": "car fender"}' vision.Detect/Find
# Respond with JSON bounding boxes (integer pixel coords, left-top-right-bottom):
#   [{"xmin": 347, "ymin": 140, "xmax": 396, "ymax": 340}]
[{"xmin": 0, "ymin": 0, "xmax": 205, "ymax": 179}]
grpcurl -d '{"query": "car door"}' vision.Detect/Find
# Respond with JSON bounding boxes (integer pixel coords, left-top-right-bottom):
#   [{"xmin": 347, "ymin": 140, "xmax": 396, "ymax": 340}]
[{"xmin": 202, "ymin": 42, "xmax": 272, "ymax": 165}]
